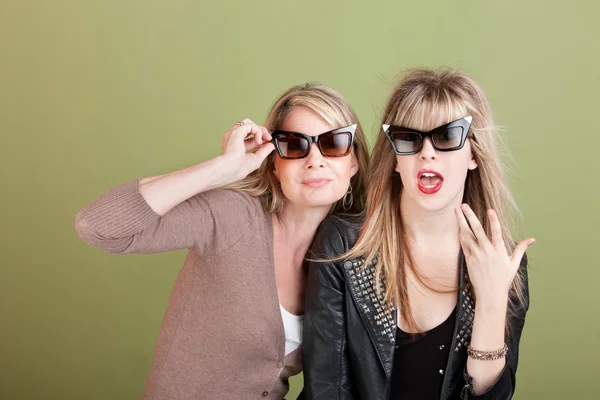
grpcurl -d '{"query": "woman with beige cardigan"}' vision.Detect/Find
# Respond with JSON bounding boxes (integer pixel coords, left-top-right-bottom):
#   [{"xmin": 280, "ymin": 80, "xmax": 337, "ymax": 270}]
[{"xmin": 75, "ymin": 83, "xmax": 369, "ymax": 400}]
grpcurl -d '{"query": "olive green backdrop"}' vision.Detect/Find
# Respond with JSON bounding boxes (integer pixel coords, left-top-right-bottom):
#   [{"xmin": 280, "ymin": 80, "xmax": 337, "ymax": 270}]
[{"xmin": 1, "ymin": 0, "xmax": 598, "ymax": 399}]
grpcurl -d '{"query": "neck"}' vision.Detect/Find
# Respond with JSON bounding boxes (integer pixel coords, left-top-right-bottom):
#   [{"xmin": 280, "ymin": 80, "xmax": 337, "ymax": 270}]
[
  {"xmin": 399, "ymin": 193, "xmax": 462, "ymax": 251},
  {"xmin": 273, "ymin": 201, "xmax": 330, "ymax": 254}
]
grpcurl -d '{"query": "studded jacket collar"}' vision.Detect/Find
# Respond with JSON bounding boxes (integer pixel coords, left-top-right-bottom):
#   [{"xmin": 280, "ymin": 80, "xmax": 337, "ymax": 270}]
[
  {"xmin": 342, "ymin": 253, "xmax": 475, "ymax": 399},
  {"xmin": 303, "ymin": 215, "xmax": 529, "ymax": 400}
]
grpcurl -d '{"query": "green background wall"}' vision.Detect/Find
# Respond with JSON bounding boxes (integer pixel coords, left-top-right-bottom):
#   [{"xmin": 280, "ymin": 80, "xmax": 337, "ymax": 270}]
[{"xmin": 1, "ymin": 1, "xmax": 598, "ymax": 399}]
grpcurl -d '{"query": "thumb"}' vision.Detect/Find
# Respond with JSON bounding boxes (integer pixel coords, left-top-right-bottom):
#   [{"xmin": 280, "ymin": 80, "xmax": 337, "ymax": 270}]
[
  {"xmin": 510, "ymin": 238, "xmax": 535, "ymax": 267},
  {"xmin": 253, "ymin": 142, "xmax": 275, "ymax": 164}
]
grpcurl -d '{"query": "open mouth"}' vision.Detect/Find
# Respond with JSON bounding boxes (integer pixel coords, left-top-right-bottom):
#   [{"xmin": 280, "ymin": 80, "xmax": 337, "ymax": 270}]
[{"xmin": 417, "ymin": 170, "xmax": 443, "ymax": 194}]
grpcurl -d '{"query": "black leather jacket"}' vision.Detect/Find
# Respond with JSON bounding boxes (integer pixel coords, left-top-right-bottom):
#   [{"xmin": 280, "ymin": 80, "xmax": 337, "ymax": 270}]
[{"xmin": 303, "ymin": 215, "xmax": 529, "ymax": 400}]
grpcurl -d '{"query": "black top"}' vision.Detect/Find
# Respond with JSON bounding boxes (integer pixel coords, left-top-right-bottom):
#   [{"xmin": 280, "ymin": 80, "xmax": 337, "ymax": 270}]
[{"xmin": 389, "ymin": 307, "xmax": 457, "ymax": 400}]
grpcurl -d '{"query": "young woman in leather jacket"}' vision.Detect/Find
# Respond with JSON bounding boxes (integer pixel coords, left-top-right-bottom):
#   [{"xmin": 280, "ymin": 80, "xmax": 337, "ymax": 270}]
[{"xmin": 303, "ymin": 69, "xmax": 534, "ymax": 400}]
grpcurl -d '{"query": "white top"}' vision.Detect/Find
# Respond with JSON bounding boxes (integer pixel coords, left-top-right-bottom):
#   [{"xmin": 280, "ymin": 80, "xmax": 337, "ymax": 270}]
[{"xmin": 279, "ymin": 304, "xmax": 304, "ymax": 355}]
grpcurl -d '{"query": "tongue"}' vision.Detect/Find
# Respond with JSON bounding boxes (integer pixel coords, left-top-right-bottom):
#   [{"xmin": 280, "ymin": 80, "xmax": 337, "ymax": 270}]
[{"xmin": 420, "ymin": 176, "xmax": 442, "ymax": 187}]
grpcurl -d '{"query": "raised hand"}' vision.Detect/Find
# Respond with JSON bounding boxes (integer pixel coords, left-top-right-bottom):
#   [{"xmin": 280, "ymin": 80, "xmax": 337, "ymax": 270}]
[
  {"xmin": 221, "ymin": 118, "xmax": 275, "ymax": 179},
  {"xmin": 455, "ymin": 204, "xmax": 535, "ymax": 308}
]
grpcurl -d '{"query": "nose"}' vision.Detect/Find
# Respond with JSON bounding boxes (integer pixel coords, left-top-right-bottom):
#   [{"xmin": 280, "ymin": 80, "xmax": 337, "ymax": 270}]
[
  {"xmin": 419, "ymin": 137, "xmax": 438, "ymax": 161},
  {"xmin": 304, "ymin": 143, "xmax": 325, "ymax": 169}
]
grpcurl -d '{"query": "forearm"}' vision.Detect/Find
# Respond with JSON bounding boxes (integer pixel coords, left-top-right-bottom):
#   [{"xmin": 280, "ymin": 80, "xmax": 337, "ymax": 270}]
[
  {"xmin": 466, "ymin": 298, "xmax": 508, "ymax": 395},
  {"xmin": 139, "ymin": 155, "xmax": 240, "ymax": 215}
]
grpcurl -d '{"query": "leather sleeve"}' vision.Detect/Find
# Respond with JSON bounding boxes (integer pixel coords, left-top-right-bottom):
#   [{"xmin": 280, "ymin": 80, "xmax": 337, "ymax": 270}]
[{"xmin": 303, "ymin": 218, "xmax": 355, "ymax": 400}]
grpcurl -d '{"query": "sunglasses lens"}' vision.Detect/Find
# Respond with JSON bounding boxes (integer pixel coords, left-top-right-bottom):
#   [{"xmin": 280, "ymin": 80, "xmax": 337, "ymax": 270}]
[
  {"xmin": 320, "ymin": 132, "xmax": 352, "ymax": 156},
  {"xmin": 277, "ymin": 135, "xmax": 309, "ymax": 158},
  {"xmin": 391, "ymin": 131, "xmax": 422, "ymax": 153},
  {"xmin": 433, "ymin": 127, "xmax": 464, "ymax": 150}
]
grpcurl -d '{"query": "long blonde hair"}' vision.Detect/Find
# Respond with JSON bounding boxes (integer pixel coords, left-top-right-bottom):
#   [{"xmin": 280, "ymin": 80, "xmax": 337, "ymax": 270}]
[
  {"xmin": 345, "ymin": 68, "xmax": 526, "ymax": 334},
  {"xmin": 227, "ymin": 82, "xmax": 369, "ymax": 215}
]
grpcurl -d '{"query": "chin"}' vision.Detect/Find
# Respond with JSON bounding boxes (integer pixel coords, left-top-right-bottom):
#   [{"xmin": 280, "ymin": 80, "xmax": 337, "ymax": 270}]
[
  {"xmin": 302, "ymin": 191, "xmax": 345, "ymax": 208},
  {"xmin": 405, "ymin": 188, "xmax": 452, "ymax": 212},
  {"xmin": 305, "ymin": 197, "xmax": 341, "ymax": 208},
  {"xmin": 419, "ymin": 200, "xmax": 452, "ymax": 213}
]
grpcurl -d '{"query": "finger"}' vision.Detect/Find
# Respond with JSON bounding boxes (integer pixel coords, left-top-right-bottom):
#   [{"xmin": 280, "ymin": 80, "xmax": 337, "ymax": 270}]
[
  {"xmin": 230, "ymin": 118, "xmax": 255, "ymax": 134},
  {"xmin": 458, "ymin": 229, "xmax": 472, "ymax": 258},
  {"xmin": 254, "ymin": 142, "xmax": 275, "ymax": 163},
  {"xmin": 455, "ymin": 207, "xmax": 477, "ymax": 250},
  {"xmin": 234, "ymin": 118, "xmax": 254, "ymax": 128},
  {"xmin": 231, "ymin": 122, "xmax": 262, "ymax": 144},
  {"xmin": 488, "ymin": 209, "xmax": 504, "ymax": 249},
  {"xmin": 253, "ymin": 126, "xmax": 272, "ymax": 146},
  {"xmin": 243, "ymin": 137, "xmax": 258, "ymax": 152},
  {"xmin": 242, "ymin": 125, "xmax": 272, "ymax": 151},
  {"xmin": 461, "ymin": 204, "xmax": 490, "ymax": 245},
  {"xmin": 240, "ymin": 119, "xmax": 261, "ymax": 145},
  {"xmin": 260, "ymin": 126, "xmax": 272, "ymax": 142},
  {"xmin": 510, "ymin": 238, "xmax": 535, "ymax": 267}
]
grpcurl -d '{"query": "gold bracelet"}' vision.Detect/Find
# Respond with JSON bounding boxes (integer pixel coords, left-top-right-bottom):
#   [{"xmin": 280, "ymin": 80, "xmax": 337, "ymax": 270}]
[{"xmin": 466, "ymin": 343, "xmax": 508, "ymax": 361}]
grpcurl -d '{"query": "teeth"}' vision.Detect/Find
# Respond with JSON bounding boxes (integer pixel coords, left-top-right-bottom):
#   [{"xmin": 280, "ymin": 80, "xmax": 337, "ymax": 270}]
[{"xmin": 422, "ymin": 172, "xmax": 437, "ymax": 177}]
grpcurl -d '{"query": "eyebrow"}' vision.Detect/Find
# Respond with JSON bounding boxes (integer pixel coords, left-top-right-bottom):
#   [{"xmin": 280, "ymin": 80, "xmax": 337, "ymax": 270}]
[
  {"xmin": 273, "ymin": 129, "xmax": 333, "ymax": 135},
  {"xmin": 273, "ymin": 124, "xmax": 355, "ymax": 135},
  {"xmin": 383, "ymin": 116, "xmax": 471, "ymax": 132}
]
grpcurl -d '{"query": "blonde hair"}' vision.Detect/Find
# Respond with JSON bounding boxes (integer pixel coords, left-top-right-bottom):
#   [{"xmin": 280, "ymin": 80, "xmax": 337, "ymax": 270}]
[
  {"xmin": 226, "ymin": 82, "xmax": 369, "ymax": 215},
  {"xmin": 345, "ymin": 68, "xmax": 526, "ymax": 334}
]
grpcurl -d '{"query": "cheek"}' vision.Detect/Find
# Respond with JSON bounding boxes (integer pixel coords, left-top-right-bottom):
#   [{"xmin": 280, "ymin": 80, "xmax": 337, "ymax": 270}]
[
  {"xmin": 445, "ymin": 155, "xmax": 474, "ymax": 188},
  {"xmin": 394, "ymin": 157, "xmax": 411, "ymax": 180},
  {"xmin": 274, "ymin": 160, "xmax": 301, "ymax": 189},
  {"xmin": 273, "ymin": 157, "xmax": 289, "ymax": 181},
  {"xmin": 277, "ymin": 172, "xmax": 297, "ymax": 199},
  {"xmin": 273, "ymin": 157, "xmax": 280, "ymax": 180},
  {"xmin": 458, "ymin": 153, "xmax": 476, "ymax": 173},
  {"xmin": 331, "ymin": 157, "xmax": 355, "ymax": 180}
]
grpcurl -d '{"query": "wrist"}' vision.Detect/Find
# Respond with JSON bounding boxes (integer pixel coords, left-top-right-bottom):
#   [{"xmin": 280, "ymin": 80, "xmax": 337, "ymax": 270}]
[
  {"xmin": 474, "ymin": 294, "xmax": 508, "ymax": 314},
  {"xmin": 211, "ymin": 154, "xmax": 246, "ymax": 183}
]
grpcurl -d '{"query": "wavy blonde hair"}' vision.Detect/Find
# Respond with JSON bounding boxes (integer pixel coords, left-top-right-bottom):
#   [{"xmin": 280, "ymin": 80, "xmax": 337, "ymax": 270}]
[
  {"xmin": 345, "ymin": 68, "xmax": 526, "ymax": 334},
  {"xmin": 227, "ymin": 82, "xmax": 369, "ymax": 215}
]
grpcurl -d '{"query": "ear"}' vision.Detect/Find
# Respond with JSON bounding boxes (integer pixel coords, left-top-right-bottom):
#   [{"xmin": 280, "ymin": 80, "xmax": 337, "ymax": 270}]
[
  {"xmin": 273, "ymin": 165, "xmax": 280, "ymax": 180},
  {"xmin": 350, "ymin": 153, "xmax": 359, "ymax": 177},
  {"xmin": 468, "ymin": 155, "xmax": 478, "ymax": 171}
]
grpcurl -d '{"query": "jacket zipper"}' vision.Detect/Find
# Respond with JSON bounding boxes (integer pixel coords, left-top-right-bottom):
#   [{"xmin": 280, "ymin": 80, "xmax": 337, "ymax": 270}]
[{"xmin": 460, "ymin": 371, "xmax": 474, "ymax": 399}]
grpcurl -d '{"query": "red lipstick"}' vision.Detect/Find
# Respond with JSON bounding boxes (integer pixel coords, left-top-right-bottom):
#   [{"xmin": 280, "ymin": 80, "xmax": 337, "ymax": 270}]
[{"xmin": 417, "ymin": 169, "xmax": 444, "ymax": 194}]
